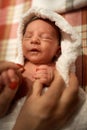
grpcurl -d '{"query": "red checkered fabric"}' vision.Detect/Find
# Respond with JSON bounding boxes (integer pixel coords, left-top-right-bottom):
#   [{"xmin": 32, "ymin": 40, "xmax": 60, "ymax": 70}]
[
  {"xmin": 0, "ymin": 0, "xmax": 87, "ymax": 89},
  {"xmin": 0, "ymin": 0, "xmax": 32, "ymax": 61}
]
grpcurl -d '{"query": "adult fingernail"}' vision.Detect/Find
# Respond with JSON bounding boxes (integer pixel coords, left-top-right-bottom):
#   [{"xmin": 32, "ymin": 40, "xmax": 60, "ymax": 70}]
[
  {"xmin": 9, "ymin": 81, "xmax": 18, "ymax": 90},
  {"xmin": 16, "ymin": 64, "xmax": 23, "ymax": 68},
  {"xmin": 16, "ymin": 64, "xmax": 25, "ymax": 72}
]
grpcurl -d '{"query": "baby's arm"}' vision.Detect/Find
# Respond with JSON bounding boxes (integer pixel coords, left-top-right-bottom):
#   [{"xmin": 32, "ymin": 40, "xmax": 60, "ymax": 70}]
[{"xmin": 33, "ymin": 65, "xmax": 55, "ymax": 86}]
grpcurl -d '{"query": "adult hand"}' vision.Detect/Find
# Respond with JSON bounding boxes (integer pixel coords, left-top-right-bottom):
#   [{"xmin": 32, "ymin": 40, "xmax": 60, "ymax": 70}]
[
  {"xmin": 0, "ymin": 61, "xmax": 23, "ymax": 117},
  {"xmin": 0, "ymin": 61, "xmax": 22, "ymax": 73},
  {"xmin": 13, "ymin": 70, "xmax": 79, "ymax": 130}
]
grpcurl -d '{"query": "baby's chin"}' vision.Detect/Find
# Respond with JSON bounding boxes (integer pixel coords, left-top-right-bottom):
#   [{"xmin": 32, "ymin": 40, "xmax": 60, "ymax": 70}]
[
  {"xmin": 28, "ymin": 58, "xmax": 50, "ymax": 65},
  {"xmin": 30, "ymin": 60, "xmax": 51, "ymax": 65}
]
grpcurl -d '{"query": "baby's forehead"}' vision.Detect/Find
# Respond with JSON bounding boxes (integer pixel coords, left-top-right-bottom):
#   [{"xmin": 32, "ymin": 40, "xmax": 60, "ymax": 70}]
[
  {"xmin": 23, "ymin": 17, "xmax": 60, "ymax": 35},
  {"xmin": 28, "ymin": 17, "xmax": 58, "ymax": 30}
]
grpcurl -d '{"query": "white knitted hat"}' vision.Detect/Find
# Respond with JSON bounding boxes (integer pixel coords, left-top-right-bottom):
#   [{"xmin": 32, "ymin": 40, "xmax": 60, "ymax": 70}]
[{"xmin": 15, "ymin": 7, "xmax": 81, "ymax": 84}]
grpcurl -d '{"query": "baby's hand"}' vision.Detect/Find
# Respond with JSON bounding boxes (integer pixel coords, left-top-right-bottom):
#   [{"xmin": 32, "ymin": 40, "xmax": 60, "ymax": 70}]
[{"xmin": 33, "ymin": 65, "xmax": 54, "ymax": 86}]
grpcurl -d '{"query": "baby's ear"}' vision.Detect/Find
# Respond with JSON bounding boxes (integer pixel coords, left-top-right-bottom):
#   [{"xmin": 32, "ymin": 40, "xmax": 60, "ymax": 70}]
[
  {"xmin": 56, "ymin": 46, "xmax": 61, "ymax": 58},
  {"xmin": 53, "ymin": 47, "xmax": 61, "ymax": 62}
]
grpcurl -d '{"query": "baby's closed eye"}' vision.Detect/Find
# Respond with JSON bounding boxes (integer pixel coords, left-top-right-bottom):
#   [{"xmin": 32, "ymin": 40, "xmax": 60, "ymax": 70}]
[
  {"xmin": 24, "ymin": 34, "xmax": 32, "ymax": 39},
  {"xmin": 41, "ymin": 34, "xmax": 53, "ymax": 41}
]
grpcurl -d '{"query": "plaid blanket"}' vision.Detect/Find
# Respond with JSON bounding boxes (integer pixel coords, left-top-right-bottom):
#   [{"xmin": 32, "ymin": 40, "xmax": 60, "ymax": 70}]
[
  {"xmin": 0, "ymin": 0, "xmax": 31, "ymax": 61},
  {"xmin": 0, "ymin": 0, "xmax": 87, "ymax": 89},
  {"xmin": 32, "ymin": 0, "xmax": 87, "ymax": 13}
]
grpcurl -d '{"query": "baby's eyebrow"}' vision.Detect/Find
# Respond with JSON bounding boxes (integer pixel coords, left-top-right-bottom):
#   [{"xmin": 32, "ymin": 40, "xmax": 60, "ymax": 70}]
[
  {"xmin": 24, "ymin": 31, "xmax": 33, "ymax": 35},
  {"xmin": 25, "ymin": 31, "xmax": 32, "ymax": 34}
]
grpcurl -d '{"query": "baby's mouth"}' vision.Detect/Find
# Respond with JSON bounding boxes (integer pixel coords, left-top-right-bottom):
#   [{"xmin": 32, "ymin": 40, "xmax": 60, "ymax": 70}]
[{"xmin": 30, "ymin": 48, "xmax": 41, "ymax": 53}]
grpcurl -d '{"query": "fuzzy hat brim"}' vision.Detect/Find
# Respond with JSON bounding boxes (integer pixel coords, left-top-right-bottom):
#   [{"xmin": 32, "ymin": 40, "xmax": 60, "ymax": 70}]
[{"xmin": 16, "ymin": 7, "xmax": 81, "ymax": 83}]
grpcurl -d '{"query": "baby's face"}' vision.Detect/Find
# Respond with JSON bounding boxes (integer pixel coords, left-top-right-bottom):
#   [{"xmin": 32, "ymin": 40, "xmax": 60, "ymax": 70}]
[{"xmin": 22, "ymin": 19, "xmax": 60, "ymax": 64}]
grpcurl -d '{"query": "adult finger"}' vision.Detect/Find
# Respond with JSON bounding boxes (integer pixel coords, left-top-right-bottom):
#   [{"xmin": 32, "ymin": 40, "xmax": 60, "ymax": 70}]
[
  {"xmin": 32, "ymin": 80, "xmax": 43, "ymax": 97},
  {"xmin": 0, "ymin": 71, "xmax": 10, "ymax": 85},
  {"xmin": 0, "ymin": 83, "xmax": 18, "ymax": 102},
  {"xmin": 7, "ymin": 69, "xmax": 19, "ymax": 82},
  {"xmin": 61, "ymin": 73, "xmax": 79, "ymax": 103},
  {"xmin": 0, "ymin": 81, "xmax": 18, "ymax": 117},
  {"xmin": 57, "ymin": 73, "xmax": 79, "ymax": 114},
  {"xmin": 0, "ymin": 61, "xmax": 23, "ymax": 73},
  {"xmin": 0, "ymin": 69, "xmax": 19, "ymax": 101},
  {"xmin": 0, "ymin": 76, "xmax": 3, "ymax": 92}
]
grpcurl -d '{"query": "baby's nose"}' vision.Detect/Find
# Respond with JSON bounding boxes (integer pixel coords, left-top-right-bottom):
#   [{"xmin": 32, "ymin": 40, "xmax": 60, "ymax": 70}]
[{"xmin": 31, "ymin": 35, "xmax": 40, "ymax": 44}]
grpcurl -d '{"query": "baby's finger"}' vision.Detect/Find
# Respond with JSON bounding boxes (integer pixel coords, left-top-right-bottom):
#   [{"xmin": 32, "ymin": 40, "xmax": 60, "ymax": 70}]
[
  {"xmin": 34, "ymin": 72, "xmax": 48, "ymax": 84},
  {"xmin": 36, "ymin": 67, "xmax": 53, "ymax": 81},
  {"xmin": 34, "ymin": 71, "xmax": 47, "ymax": 77},
  {"xmin": 36, "ymin": 65, "xmax": 48, "ymax": 70},
  {"xmin": 44, "ymin": 71, "xmax": 65, "ymax": 100}
]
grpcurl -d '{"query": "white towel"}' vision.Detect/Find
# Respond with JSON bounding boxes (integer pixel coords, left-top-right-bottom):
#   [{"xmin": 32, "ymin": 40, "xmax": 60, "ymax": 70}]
[{"xmin": 15, "ymin": 7, "xmax": 81, "ymax": 84}]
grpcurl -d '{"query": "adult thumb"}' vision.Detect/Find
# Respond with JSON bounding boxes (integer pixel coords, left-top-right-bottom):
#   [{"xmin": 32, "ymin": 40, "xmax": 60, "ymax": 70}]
[{"xmin": 32, "ymin": 80, "xmax": 43, "ymax": 96}]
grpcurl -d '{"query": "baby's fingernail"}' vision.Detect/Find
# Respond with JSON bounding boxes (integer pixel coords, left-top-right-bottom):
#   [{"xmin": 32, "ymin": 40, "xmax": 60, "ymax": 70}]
[
  {"xmin": 16, "ymin": 64, "xmax": 23, "ymax": 68},
  {"xmin": 36, "ymin": 68, "xmax": 39, "ymax": 71},
  {"xmin": 9, "ymin": 81, "xmax": 18, "ymax": 90}
]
